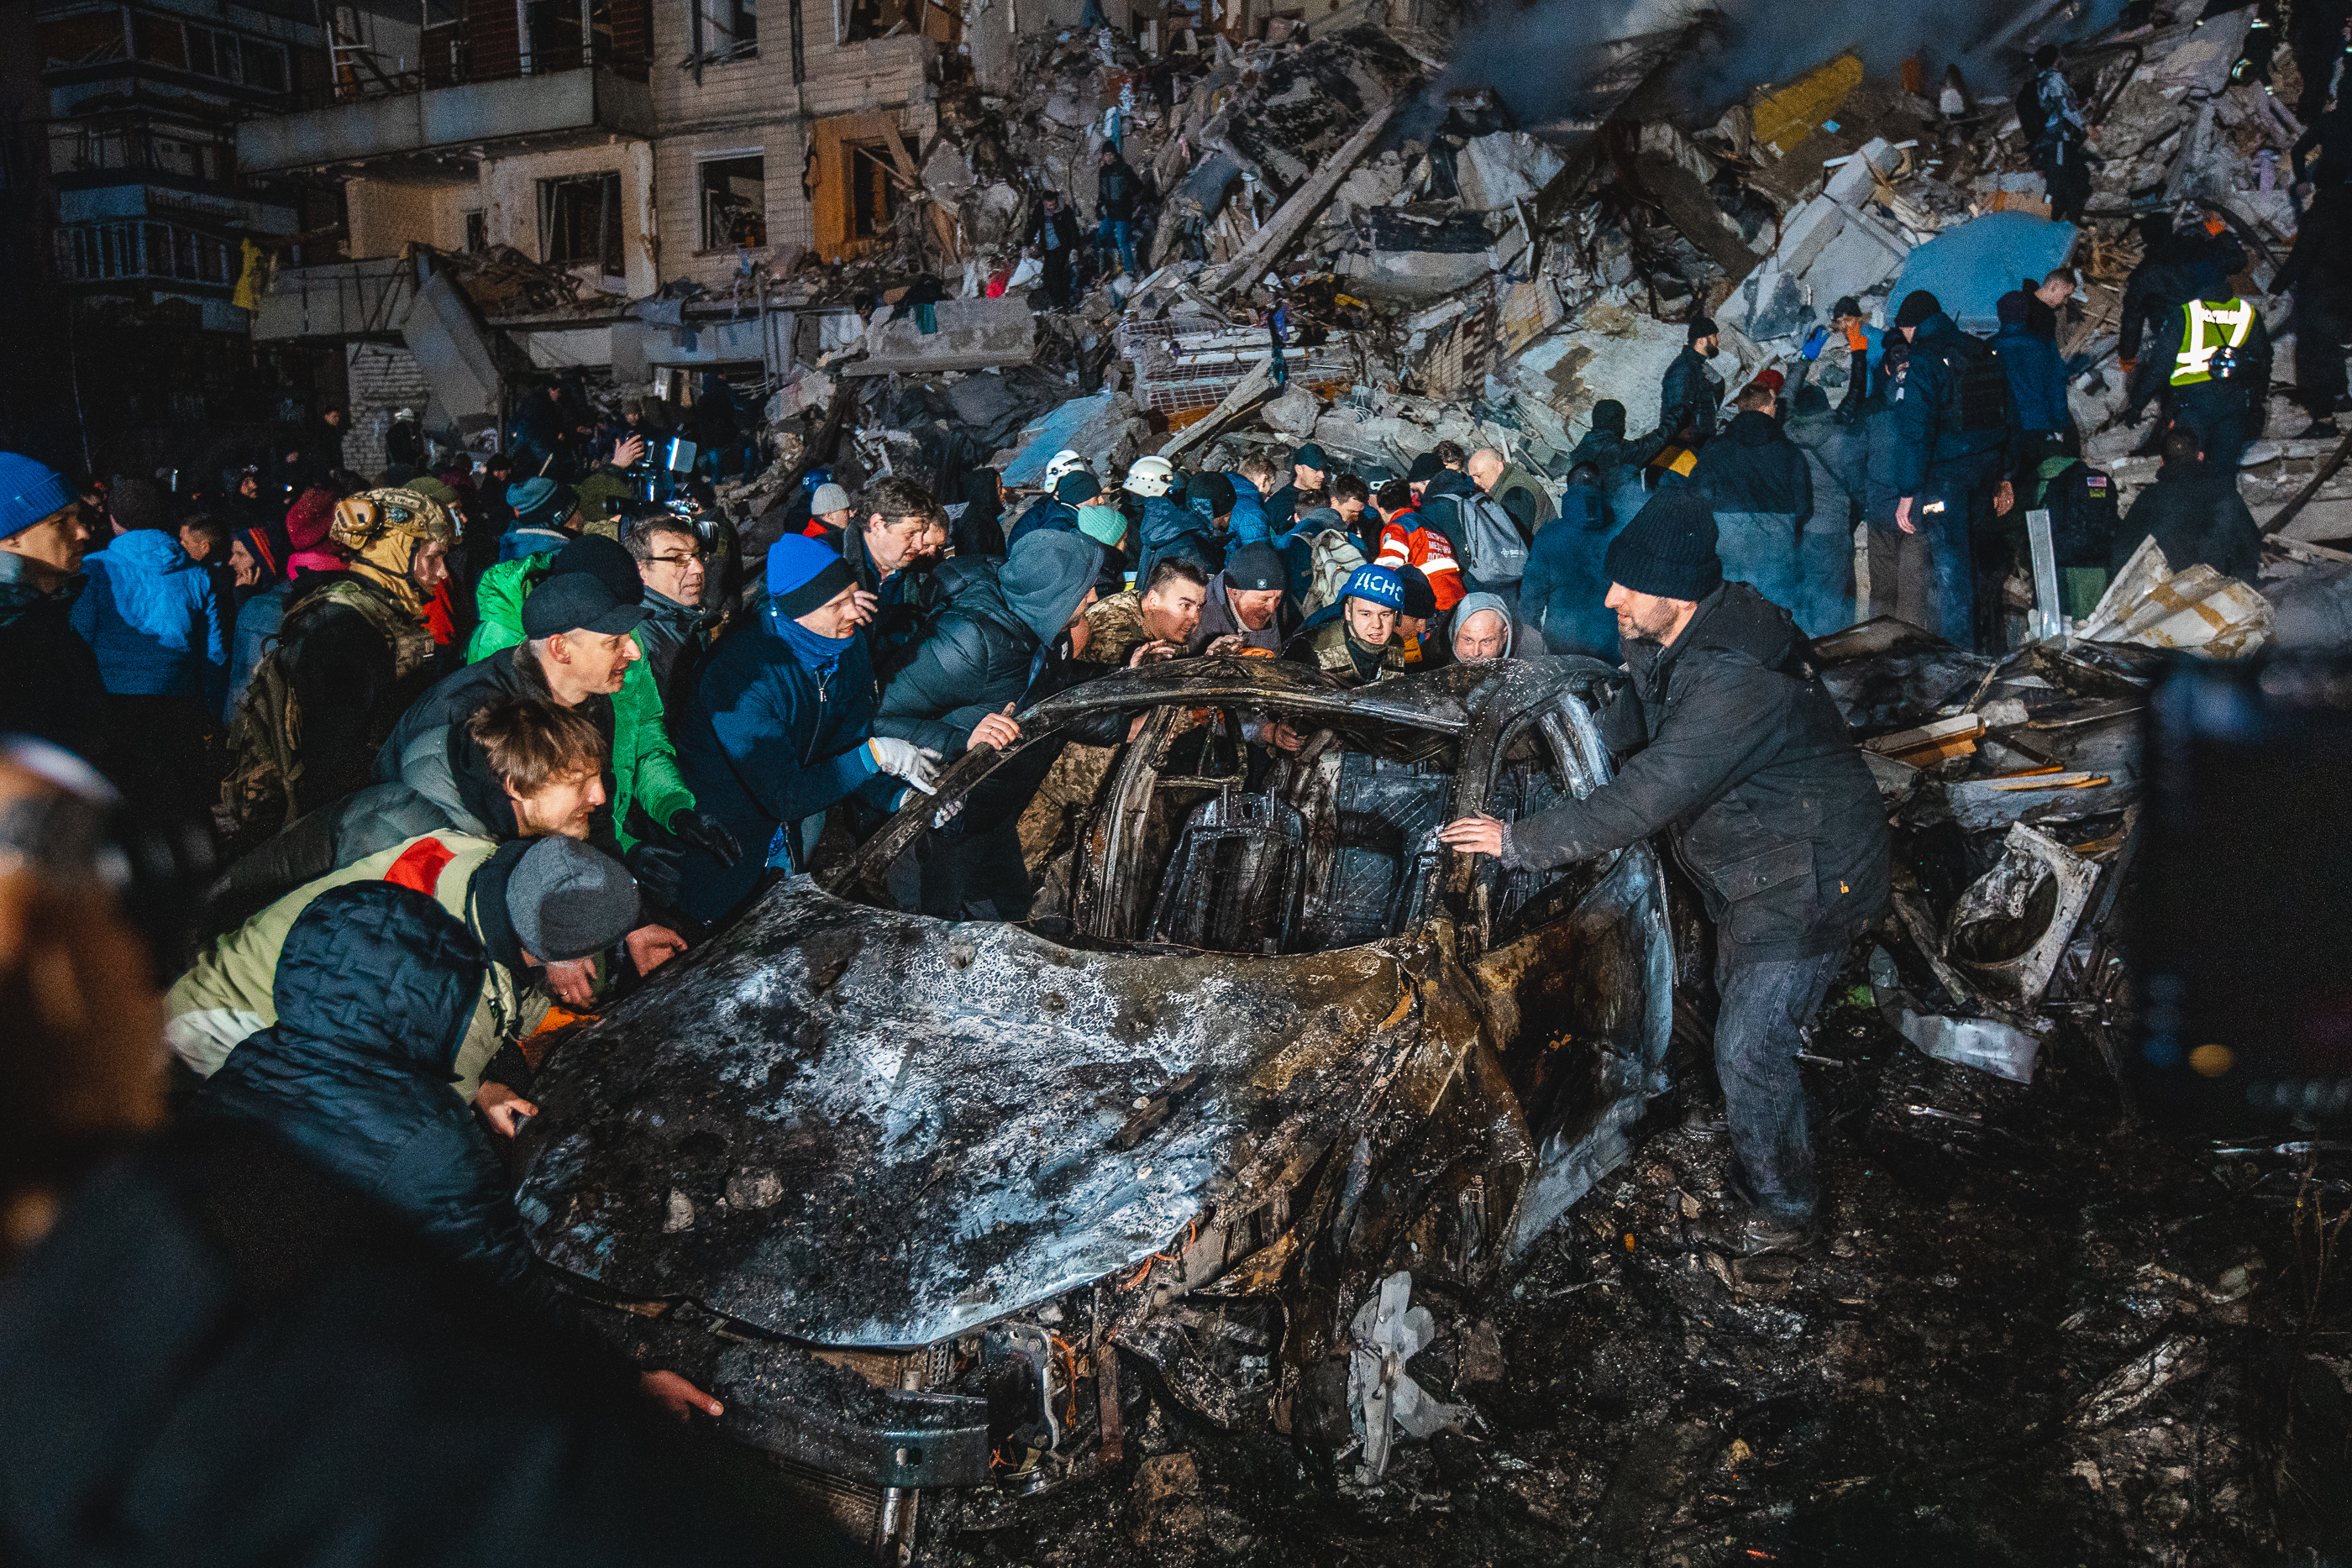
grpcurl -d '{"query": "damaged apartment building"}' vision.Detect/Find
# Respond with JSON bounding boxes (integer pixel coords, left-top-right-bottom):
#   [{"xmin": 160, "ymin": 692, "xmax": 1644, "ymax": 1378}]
[{"xmin": 237, "ymin": 0, "xmax": 987, "ymax": 463}]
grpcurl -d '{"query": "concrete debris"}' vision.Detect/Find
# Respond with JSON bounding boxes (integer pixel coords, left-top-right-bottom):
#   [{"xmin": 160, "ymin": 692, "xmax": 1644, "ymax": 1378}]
[{"xmin": 2078, "ymin": 537, "xmax": 2275, "ymax": 656}]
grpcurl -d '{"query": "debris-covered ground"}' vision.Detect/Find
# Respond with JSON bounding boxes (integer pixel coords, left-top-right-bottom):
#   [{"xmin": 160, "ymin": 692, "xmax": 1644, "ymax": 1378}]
[{"xmin": 917, "ymin": 976, "xmax": 2352, "ymax": 1565}]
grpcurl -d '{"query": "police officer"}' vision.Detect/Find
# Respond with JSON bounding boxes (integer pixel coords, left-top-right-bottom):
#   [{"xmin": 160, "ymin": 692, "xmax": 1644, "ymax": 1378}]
[
  {"xmin": 2153, "ymin": 289, "xmax": 2273, "ymax": 474},
  {"xmin": 1886, "ymin": 290, "xmax": 2016, "ymax": 651}
]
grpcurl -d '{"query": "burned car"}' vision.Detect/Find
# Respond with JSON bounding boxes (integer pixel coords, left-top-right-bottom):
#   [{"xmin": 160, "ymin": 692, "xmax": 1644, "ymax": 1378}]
[{"xmin": 513, "ymin": 656, "xmax": 1681, "ymax": 1550}]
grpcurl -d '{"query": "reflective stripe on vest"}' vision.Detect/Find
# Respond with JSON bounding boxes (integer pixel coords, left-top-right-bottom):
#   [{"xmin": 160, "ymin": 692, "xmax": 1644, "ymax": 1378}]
[{"xmin": 2172, "ymin": 298, "xmax": 2255, "ymax": 386}]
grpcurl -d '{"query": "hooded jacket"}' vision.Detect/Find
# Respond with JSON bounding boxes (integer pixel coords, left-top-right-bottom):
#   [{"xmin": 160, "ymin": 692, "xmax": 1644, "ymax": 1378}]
[
  {"xmin": 1133, "ymin": 492, "xmax": 1224, "ymax": 588},
  {"xmin": 670, "ymin": 601, "xmax": 895, "ymax": 925},
  {"xmin": 1448, "ymin": 591, "xmax": 1516, "ymax": 659},
  {"xmin": 458, "ymin": 558, "xmax": 695, "ymax": 853},
  {"xmin": 1506, "ymin": 582, "xmax": 1889, "ymax": 964},
  {"xmin": 1568, "ymin": 416, "xmax": 1669, "ymax": 526},
  {"xmin": 2118, "ymin": 235, "xmax": 2239, "ymax": 364},
  {"xmin": 1224, "ymin": 473, "xmax": 1273, "ymax": 546},
  {"xmin": 1519, "ymin": 476, "xmax": 1623, "ymax": 660},
  {"xmin": 874, "ymin": 532, "xmax": 1098, "ymax": 755},
  {"xmin": 186, "ymin": 883, "xmax": 568, "ymax": 1320},
  {"xmin": 1691, "ymin": 409, "xmax": 1814, "ymax": 521},
  {"xmin": 69, "ymin": 527, "xmax": 226, "ymax": 700},
  {"xmin": 166, "ymin": 831, "xmax": 545, "ymax": 1093},
  {"xmin": 1888, "ymin": 314, "xmax": 2014, "ymax": 497},
  {"xmin": 0, "ymin": 556, "xmax": 107, "ymax": 761},
  {"xmin": 2110, "ymin": 459, "xmax": 2265, "ymax": 582}
]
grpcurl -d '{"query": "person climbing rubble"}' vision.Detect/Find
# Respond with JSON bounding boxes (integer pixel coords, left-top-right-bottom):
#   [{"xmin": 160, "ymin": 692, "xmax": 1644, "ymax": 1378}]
[
  {"xmin": 1437, "ymin": 489, "xmax": 1888, "ymax": 1256},
  {"xmin": 2019, "ymin": 45, "xmax": 2092, "ymax": 225},
  {"xmin": 1026, "ymin": 189, "xmax": 1082, "ymax": 312},
  {"xmin": 1095, "ymin": 144, "xmax": 1142, "ymax": 281}
]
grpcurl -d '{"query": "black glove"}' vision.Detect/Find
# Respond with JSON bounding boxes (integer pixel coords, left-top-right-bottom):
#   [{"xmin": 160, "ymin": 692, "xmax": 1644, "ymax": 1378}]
[
  {"xmin": 668, "ymin": 806, "xmax": 742, "ymax": 867},
  {"xmin": 623, "ymin": 839, "xmax": 685, "ymax": 908}
]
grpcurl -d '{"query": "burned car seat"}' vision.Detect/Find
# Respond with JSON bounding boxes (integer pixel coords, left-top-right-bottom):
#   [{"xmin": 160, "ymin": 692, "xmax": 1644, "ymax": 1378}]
[{"xmin": 1147, "ymin": 789, "xmax": 1306, "ymax": 952}]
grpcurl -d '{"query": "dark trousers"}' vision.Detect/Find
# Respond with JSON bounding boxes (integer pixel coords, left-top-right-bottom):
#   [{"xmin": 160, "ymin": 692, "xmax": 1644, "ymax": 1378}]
[
  {"xmin": 1866, "ymin": 522, "xmax": 1927, "ymax": 627},
  {"xmin": 2293, "ymin": 39, "xmax": 2343, "ymax": 127},
  {"xmin": 1040, "ymin": 250, "xmax": 1073, "ymax": 310},
  {"xmin": 2175, "ymin": 381, "xmax": 2258, "ymax": 473},
  {"xmin": 2034, "ymin": 139, "xmax": 2090, "ymax": 225},
  {"xmin": 1714, "ymin": 947, "xmax": 1845, "ymax": 1222},
  {"xmin": 2295, "ymin": 289, "xmax": 2352, "ymax": 417}
]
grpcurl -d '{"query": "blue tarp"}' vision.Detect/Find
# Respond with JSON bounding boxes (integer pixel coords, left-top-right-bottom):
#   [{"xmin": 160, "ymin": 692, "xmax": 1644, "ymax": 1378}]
[{"xmin": 1892, "ymin": 212, "xmax": 2079, "ymax": 333}]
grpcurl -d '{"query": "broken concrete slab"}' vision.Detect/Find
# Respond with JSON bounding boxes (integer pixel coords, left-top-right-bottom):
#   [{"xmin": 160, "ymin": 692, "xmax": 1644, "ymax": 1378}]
[
  {"xmin": 1453, "ymin": 132, "xmax": 1566, "ymax": 212},
  {"xmin": 2077, "ymin": 537, "xmax": 2274, "ymax": 656},
  {"xmin": 998, "ymin": 386, "xmax": 1145, "ymax": 486},
  {"xmin": 841, "ymin": 296, "xmax": 1038, "ymax": 377}
]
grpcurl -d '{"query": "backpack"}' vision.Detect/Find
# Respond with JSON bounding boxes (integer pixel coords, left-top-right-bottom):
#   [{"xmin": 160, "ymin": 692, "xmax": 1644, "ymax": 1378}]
[
  {"xmin": 1952, "ymin": 340, "xmax": 2012, "ymax": 435},
  {"xmin": 218, "ymin": 579, "xmax": 427, "ymax": 838},
  {"xmin": 2034, "ymin": 456, "xmax": 2121, "ymax": 568},
  {"xmin": 1297, "ymin": 528, "xmax": 1369, "ymax": 616},
  {"xmin": 1423, "ymin": 490, "xmax": 1530, "ymax": 585}
]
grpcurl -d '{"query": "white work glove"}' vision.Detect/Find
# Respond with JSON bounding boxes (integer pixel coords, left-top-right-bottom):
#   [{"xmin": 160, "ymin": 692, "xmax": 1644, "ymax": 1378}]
[
  {"xmin": 932, "ymin": 795, "xmax": 967, "ymax": 828},
  {"xmin": 866, "ymin": 737, "xmax": 943, "ymax": 793}
]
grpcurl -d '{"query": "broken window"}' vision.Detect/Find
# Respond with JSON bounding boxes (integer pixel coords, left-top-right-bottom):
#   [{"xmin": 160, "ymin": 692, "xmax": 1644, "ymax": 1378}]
[
  {"xmin": 697, "ymin": 155, "xmax": 767, "ymax": 250},
  {"xmin": 688, "ymin": 0, "xmax": 758, "ymax": 64},
  {"xmin": 463, "ymin": 210, "xmax": 487, "ymax": 253},
  {"xmin": 848, "ymin": 139, "xmax": 913, "ymax": 240},
  {"xmin": 538, "ymin": 171, "xmax": 623, "ymax": 275}
]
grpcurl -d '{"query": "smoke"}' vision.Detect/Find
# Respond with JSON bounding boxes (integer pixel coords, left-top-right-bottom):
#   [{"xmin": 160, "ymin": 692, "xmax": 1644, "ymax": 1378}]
[{"xmin": 1429, "ymin": 0, "xmax": 2137, "ymax": 135}]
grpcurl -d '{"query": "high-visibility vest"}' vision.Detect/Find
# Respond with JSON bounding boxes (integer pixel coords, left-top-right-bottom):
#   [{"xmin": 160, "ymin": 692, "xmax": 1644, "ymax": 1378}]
[{"xmin": 2171, "ymin": 297, "xmax": 2256, "ymax": 386}]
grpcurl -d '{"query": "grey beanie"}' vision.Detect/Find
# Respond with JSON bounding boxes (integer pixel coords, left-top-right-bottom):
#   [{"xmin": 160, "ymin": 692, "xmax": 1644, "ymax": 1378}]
[
  {"xmin": 1001, "ymin": 527, "xmax": 1102, "ymax": 643},
  {"xmin": 810, "ymin": 482, "xmax": 851, "ymax": 514},
  {"xmin": 1450, "ymin": 592, "xmax": 1515, "ymax": 658},
  {"xmin": 507, "ymin": 836, "xmax": 640, "ymax": 963}
]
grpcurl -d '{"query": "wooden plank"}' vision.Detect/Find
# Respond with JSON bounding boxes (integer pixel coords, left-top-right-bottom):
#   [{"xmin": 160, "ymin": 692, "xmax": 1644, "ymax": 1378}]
[{"xmin": 1202, "ymin": 97, "xmax": 1402, "ymax": 297}]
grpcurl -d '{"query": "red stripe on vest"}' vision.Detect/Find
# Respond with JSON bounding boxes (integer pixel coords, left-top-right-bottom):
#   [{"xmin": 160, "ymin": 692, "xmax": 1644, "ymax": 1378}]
[{"xmin": 384, "ymin": 836, "xmax": 457, "ymax": 896}]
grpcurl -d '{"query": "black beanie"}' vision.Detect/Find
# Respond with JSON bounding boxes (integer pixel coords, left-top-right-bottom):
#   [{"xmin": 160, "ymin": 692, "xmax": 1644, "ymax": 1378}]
[
  {"xmin": 1996, "ymin": 290, "xmax": 2030, "ymax": 327},
  {"xmin": 1895, "ymin": 290, "xmax": 1942, "ymax": 328},
  {"xmin": 1406, "ymin": 452, "xmax": 1445, "ymax": 484},
  {"xmin": 1830, "ymin": 295, "xmax": 1863, "ymax": 320},
  {"xmin": 1604, "ymin": 489, "xmax": 1721, "ymax": 603},
  {"xmin": 1687, "ymin": 315, "xmax": 1718, "ymax": 343},
  {"xmin": 1591, "ymin": 399, "xmax": 1627, "ymax": 436},
  {"xmin": 1396, "ymin": 564, "xmax": 1437, "ymax": 619}
]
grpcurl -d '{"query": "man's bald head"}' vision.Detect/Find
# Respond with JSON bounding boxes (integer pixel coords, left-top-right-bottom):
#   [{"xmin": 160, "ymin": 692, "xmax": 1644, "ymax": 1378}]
[{"xmin": 1466, "ymin": 448, "xmax": 1507, "ymax": 492}]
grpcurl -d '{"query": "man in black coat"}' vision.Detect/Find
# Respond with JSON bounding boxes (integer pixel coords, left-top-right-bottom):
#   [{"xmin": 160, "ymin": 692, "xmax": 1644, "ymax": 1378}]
[
  {"xmin": 1027, "ymin": 190, "xmax": 1082, "ymax": 311},
  {"xmin": 2287, "ymin": 0, "xmax": 2349, "ymax": 126},
  {"xmin": 624, "ymin": 511, "xmax": 713, "ymax": 709},
  {"xmin": 2110, "ymin": 427, "xmax": 2266, "ymax": 582},
  {"xmin": 1691, "ymin": 383, "xmax": 1813, "ymax": 615},
  {"xmin": 1886, "ymin": 289, "xmax": 2016, "ymax": 649},
  {"xmin": 1095, "ymin": 144, "xmax": 1141, "ymax": 278},
  {"xmin": 1661, "ymin": 316, "xmax": 1727, "ymax": 448},
  {"xmin": 1439, "ymin": 490, "xmax": 1889, "ymax": 1256}
]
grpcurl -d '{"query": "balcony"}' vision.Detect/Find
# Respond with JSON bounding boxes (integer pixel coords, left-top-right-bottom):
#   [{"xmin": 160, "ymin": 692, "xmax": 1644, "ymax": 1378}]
[
  {"xmin": 247, "ymin": 257, "xmax": 420, "ymax": 341},
  {"xmin": 55, "ymin": 220, "xmax": 237, "ymax": 291},
  {"xmin": 237, "ymin": 63, "xmax": 653, "ymax": 176}
]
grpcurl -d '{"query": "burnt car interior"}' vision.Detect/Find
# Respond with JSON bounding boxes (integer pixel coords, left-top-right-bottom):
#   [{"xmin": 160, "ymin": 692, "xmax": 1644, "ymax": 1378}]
[{"xmin": 842, "ymin": 664, "xmax": 1621, "ymax": 962}]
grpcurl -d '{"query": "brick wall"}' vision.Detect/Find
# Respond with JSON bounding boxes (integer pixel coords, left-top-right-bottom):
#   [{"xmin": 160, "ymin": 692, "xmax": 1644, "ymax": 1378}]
[{"xmin": 344, "ymin": 342, "xmax": 433, "ymax": 478}]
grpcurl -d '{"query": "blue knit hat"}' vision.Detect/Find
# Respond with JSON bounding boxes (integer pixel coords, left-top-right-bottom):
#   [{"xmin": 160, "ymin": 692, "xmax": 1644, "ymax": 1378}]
[
  {"xmin": 1341, "ymin": 564, "xmax": 1404, "ymax": 609},
  {"xmin": 766, "ymin": 533, "xmax": 857, "ymax": 616},
  {"xmin": 506, "ymin": 477, "xmax": 577, "ymax": 531},
  {"xmin": 0, "ymin": 454, "xmax": 78, "ymax": 542}
]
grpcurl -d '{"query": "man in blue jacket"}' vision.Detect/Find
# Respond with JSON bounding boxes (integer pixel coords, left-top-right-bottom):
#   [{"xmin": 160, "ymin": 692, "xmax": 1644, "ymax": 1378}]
[
  {"xmin": 1993, "ymin": 289, "xmax": 2071, "ymax": 464},
  {"xmin": 71, "ymin": 476, "xmax": 226, "ymax": 812},
  {"xmin": 1520, "ymin": 463, "xmax": 1625, "ymax": 659},
  {"xmin": 669, "ymin": 536, "xmax": 942, "ymax": 928}
]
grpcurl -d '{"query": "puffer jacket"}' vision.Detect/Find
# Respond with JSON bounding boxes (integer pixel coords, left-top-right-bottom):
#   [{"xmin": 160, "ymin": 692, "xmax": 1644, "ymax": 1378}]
[
  {"xmin": 1520, "ymin": 477, "xmax": 1622, "ymax": 660},
  {"xmin": 635, "ymin": 587, "xmax": 711, "ymax": 710},
  {"xmin": 166, "ymin": 831, "xmax": 544, "ymax": 1094},
  {"xmin": 186, "ymin": 882, "xmax": 567, "ymax": 1319},
  {"xmin": 1993, "ymin": 321, "xmax": 2070, "ymax": 435},
  {"xmin": 1692, "ymin": 409, "xmax": 1813, "ymax": 521},
  {"xmin": 874, "ymin": 538, "xmax": 1097, "ymax": 755},
  {"xmin": 69, "ymin": 527, "xmax": 226, "ymax": 700},
  {"xmin": 1506, "ymin": 582, "xmax": 1889, "ymax": 964},
  {"xmin": 1225, "ymin": 473, "xmax": 1271, "ymax": 545},
  {"xmin": 1133, "ymin": 493, "xmax": 1224, "ymax": 588}
]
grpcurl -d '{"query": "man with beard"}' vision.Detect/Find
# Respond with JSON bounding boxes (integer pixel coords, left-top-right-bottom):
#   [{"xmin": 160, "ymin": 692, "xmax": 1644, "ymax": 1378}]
[{"xmin": 1437, "ymin": 489, "xmax": 1887, "ymax": 1258}]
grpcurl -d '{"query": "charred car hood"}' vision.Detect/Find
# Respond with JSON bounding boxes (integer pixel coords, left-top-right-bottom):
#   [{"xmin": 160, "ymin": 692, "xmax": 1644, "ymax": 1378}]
[{"xmin": 516, "ymin": 879, "xmax": 1420, "ymax": 1348}]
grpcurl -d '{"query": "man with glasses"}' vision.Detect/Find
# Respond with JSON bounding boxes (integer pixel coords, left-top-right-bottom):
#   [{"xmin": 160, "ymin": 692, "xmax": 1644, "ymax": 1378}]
[
  {"xmin": 626, "ymin": 514, "xmax": 711, "ymax": 707},
  {"xmin": 827, "ymin": 475, "xmax": 948, "ymax": 663}
]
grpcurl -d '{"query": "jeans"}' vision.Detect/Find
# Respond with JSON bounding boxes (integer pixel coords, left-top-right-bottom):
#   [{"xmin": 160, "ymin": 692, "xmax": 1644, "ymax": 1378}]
[
  {"xmin": 1917, "ymin": 455, "xmax": 2001, "ymax": 648},
  {"xmin": 1714, "ymin": 511, "xmax": 1799, "ymax": 616},
  {"xmin": 1096, "ymin": 217, "xmax": 1137, "ymax": 276},
  {"xmin": 1795, "ymin": 515, "xmax": 1856, "ymax": 637},
  {"xmin": 1714, "ymin": 947, "xmax": 1845, "ymax": 1221}
]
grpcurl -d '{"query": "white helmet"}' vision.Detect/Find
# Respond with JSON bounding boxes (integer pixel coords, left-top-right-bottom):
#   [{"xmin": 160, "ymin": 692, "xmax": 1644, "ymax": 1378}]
[
  {"xmin": 1042, "ymin": 448, "xmax": 1089, "ymax": 488},
  {"xmin": 1122, "ymin": 454, "xmax": 1176, "ymax": 497}
]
